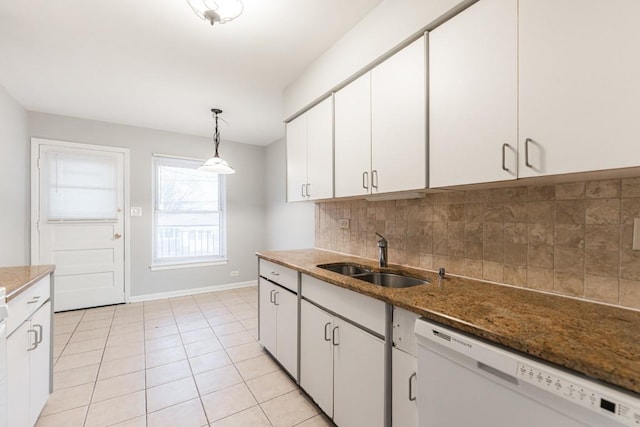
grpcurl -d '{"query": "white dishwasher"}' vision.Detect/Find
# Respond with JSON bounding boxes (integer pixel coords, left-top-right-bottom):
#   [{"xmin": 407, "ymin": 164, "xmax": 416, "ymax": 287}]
[{"xmin": 415, "ymin": 318, "xmax": 640, "ymax": 427}]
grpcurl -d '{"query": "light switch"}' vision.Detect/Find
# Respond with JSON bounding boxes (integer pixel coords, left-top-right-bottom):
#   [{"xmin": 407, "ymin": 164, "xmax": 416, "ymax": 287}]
[
  {"xmin": 339, "ymin": 219, "xmax": 350, "ymax": 229},
  {"xmin": 633, "ymin": 218, "xmax": 640, "ymax": 250},
  {"xmin": 131, "ymin": 207, "xmax": 142, "ymax": 217}
]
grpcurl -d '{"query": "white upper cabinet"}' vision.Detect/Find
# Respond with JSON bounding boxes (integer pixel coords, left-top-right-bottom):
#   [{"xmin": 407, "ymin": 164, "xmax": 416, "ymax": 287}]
[
  {"xmin": 305, "ymin": 98, "xmax": 334, "ymax": 200},
  {"xmin": 335, "ymin": 36, "xmax": 427, "ymax": 197},
  {"xmin": 286, "ymin": 114, "xmax": 308, "ymax": 202},
  {"xmin": 335, "ymin": 73, "xmax": 371, "ymax": 198},
  {"xmin": 519, "ymin": 0, "xmax": 640, "ymax": 177},
  {"xmin": 286, "ymin": 96, "xmax": 333, "ymax": 202},
  {"xmin": 371, "ymin": 36, "xmax": 427, "ymax": 194},
  {"xmin": 429, "ymin": 0, "xmax": 517, "ymax": 187}
]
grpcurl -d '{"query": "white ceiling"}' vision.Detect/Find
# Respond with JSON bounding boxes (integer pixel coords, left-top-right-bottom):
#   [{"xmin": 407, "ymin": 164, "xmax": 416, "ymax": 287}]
[{"xmin": 0, "ymin": 0, "xmax": 382, "ymax": 146}]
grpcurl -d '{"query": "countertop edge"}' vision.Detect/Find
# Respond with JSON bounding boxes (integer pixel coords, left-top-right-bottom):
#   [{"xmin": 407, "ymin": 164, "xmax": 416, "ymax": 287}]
[{"xmin": 4, "ymin": 265, "xmax": 56, "ymax": 301}]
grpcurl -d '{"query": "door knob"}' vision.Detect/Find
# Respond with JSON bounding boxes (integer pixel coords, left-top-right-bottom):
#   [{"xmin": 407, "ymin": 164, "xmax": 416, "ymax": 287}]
[{"xmin": 114, "ymin": 233, "xmax": 122, "ymax": 239}]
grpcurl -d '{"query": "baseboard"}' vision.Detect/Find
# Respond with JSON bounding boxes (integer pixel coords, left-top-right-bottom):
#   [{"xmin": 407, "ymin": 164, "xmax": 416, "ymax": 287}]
[{"xmin": 128, "ymin": 280, "xmax": 257, "ymax": 303}]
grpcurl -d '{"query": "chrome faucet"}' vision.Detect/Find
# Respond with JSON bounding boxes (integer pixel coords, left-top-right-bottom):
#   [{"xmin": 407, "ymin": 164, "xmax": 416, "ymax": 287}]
[{"xmin": 375, "ymin": 232, "xmax": 388, "ymax": 268}]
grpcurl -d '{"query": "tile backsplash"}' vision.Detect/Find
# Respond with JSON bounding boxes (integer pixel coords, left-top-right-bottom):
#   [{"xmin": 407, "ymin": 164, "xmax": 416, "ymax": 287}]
[{"xmin": 315, "ymin": 177, "xmax": 640, "ymax": 310}]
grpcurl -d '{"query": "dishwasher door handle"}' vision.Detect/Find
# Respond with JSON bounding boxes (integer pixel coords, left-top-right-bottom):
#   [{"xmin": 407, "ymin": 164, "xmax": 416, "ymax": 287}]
[{"xmin": 477, "ymin": 362, "xmax": 518, "ymax": 385}]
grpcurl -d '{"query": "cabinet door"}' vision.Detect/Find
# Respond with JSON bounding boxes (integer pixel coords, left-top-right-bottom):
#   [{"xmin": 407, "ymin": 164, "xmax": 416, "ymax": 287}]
[
  {"xmin": 429, "ymin": 0, "xmax": 517, "ymax": 187},
  {"xmin": 7, "ymin": 322, "xmax": 31, "ymax": 427},
  {"xmin": 29, "ymin": 302, "xmax": 51, "ymax": 426},
  {"xmin": 371, "ymin": 37, "xmax": 426, "ymax": 194},
  {"xmin": 286, "ymin": 113, "xmax": 308, "ymax": 202},
  {"xmin": 258, "ymin": 279, "xmax": 277, "ymax": 355},
  {"xmin": 274, "ymin": 287, "xmax": 298, "ymax": 379},
  {"xmin": 335, "ymin": 73, "xmax": 372, "ymax": 198},
  {"xmin": 519, "ymin": 0, "xmax": 640, "ymax": 177},
  {"xmin": 333, "ymin": 318, "xmax": 384, "ymax": 427},
  {"xmin": 392, "ymin": 347, "xmax": 418, "ymax": 427},
  {"xmin": 306, "ymin": 97, "xmax": 334, "ymax": 201},
  {"xmin": 300, "ymin": 300, "xmax": 334, "ymax": 417}
]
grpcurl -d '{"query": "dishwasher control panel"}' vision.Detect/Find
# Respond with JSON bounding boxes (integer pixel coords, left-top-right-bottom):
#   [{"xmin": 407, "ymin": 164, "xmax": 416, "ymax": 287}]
[{"xmin": 517, "ymin": 362, "xmax": 640, "ymax": 426}]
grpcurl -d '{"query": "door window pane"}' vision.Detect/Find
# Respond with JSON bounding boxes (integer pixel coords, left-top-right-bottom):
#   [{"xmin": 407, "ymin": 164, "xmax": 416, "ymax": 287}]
[{"xmin": 47, "ymin": 152, "xmax": 118, "ymax": 220}]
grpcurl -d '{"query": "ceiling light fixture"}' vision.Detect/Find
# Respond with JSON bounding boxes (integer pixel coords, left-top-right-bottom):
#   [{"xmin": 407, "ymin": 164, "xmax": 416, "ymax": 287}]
[
  {"xmin": 199, "ymin": 109, "xmax": 236, "ymax": 174},
  {"xmin": 186, "ymin": 0, "xmax": 244, "ymax": 26}
]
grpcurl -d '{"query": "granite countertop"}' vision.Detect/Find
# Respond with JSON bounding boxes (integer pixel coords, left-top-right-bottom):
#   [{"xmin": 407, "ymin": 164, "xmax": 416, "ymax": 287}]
[
  {"xmin": 0, "ymin": 265, "xmax": 55, "ymax": 301},
  {"xmin": 257, "ymin": 248, "xmax": 640, "ymax": 395}
]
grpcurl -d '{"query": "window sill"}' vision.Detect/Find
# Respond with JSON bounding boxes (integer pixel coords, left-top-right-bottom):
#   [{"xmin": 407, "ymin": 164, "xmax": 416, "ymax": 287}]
[{"xmin": 149, "ymin": 260, "xmax": 229, "ymax": 271}]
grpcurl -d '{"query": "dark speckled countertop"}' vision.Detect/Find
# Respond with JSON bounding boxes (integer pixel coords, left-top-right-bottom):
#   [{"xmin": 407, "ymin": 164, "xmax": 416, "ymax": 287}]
[
  {"xmin": 257, "ymin": 249, "xmax": 640, "ymax": 395},
  {"xmin": 0, "ymin": 265, "xmax": 55, "ymax": 301}
]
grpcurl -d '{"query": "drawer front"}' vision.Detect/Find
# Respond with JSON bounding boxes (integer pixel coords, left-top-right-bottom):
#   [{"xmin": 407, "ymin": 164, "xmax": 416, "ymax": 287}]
[
  {"xmin": 259, "ymin": 259, "xmax": 298, "ymax": 293},
  {"xmin": 302, "ymin": 274, "xmax": 385, "ymax": 336},
  {"xmin": 7, "ymin": 275, "xmax": 51, "ymax": 335}
]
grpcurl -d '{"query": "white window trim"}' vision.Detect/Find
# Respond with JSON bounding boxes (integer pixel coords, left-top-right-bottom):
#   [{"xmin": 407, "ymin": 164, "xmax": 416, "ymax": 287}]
[{"xmin": 151, "ymin": 154, "xmax": 228, "ymax": 268}]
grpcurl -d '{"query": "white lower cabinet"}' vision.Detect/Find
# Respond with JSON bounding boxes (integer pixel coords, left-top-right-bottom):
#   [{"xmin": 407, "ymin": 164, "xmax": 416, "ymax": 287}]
[
  {"xmin": 300, "ymin": 300, "xmax": 385, "ymax": 427},
  {"xmin": 300, "ymin": 274, "xmax": 385, "ymax": 427},
  {"xmin": 392, "ymin": 347, "xmax": 418, "ymax": 427},
  {"xmin": 258, "ymin": 278, "xmax": 298, "ymax": 378},
  {"xmin": 300, "ymin": 300, "xmax": 334, "ymax": 416},
  {"xmin": 333, "ymin": 317, "xmax": 384, "ymax": 427},
  {"xmin": 7, "ymin": 300, "xmax": 51, "ymax": 427}
]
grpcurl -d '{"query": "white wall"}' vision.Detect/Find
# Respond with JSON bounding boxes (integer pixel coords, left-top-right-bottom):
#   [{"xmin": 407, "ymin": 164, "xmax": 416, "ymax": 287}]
[
  {"xmin": 0, "ymin": 85, "xmax": 30, "ymax": 266},
  {"xmin": 283, "ymin": 0, "xmax": 468, "ymax": 119},
  {"xmin": 264, "ymin": 138, "xmax": 314, "ymax": 250},
  {"xmin": 28, "ymin": 112, "xmax": 265, "ymax": 297}
]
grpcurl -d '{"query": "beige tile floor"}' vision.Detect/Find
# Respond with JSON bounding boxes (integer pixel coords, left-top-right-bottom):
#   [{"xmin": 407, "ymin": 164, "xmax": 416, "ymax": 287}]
[{"xmin": 37, "ymin": 286, "xmax": 333, "ymax": 427}]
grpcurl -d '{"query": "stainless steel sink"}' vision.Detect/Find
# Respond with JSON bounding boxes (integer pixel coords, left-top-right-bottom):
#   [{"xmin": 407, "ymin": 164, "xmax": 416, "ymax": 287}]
[
  {"xmin": 353, "ymin": 272, "xmax": 428, "ymax": 288},
  {"xmin": 318, "ymin": 263, "xmax": 372, "ymax": 276}
]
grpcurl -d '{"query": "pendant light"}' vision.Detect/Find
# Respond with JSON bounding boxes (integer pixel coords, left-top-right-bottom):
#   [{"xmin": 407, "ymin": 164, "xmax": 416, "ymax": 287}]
[
  {"xmin": 199, "ymin": 109, "xmax": 236, "ymax": 174},
  {"xmin": 186, "ymin": 0, "xmax": 243, "ymax": 26}
]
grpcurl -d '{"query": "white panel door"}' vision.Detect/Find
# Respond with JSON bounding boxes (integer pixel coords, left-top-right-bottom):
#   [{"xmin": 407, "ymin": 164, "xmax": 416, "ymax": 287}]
[
  {"xmin": 274, "ymin": 287, "xmax": 298, "ymax": 379},
  {"xmin": 300, "ymin": 300, "xmax": 334, "ymax": 417},
  {"xmin": 429, "ymin": 0, "xmax": 517, "ymax": 187},
  {"xmin": 286, "ymin": 114, "xmax": 308, "ymax": 202},
  {"xmin": 335, "ymin": 73, "xmax": 372, "ymax": 198},
  {"xmin": 333, "ymin": 318, "xmax": 384, "ymax": 427},
  {"xmin": 371, "ymin": 37, "xmax": 426, "ymax": 194},
  {"xmin": 306, "ymin": 97, "xmax": 334, "ymax": 201},
  {"xmin": 519, "ymin": 0, "xmax": 640, "ymax": 177},
  {"xmin": 392, "ymin": 347, "xmax": 418, "ymax": 427},
  {"xmin": 36, "ymin": 144, "xmax": 125, "ymax": 311}
]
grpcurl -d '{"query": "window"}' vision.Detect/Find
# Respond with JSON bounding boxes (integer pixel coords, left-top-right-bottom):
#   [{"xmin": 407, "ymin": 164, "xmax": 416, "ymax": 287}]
[
  {"xmin": 47, "ymin": 151, "xmax": 119, "ymax": 221},
  {"xmin": 152, "ymin": 155, "xmax": 227, "ymax": 267}
]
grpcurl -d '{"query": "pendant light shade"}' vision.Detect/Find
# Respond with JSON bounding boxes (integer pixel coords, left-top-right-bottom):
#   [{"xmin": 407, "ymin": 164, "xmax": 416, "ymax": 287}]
[
  {"xmin": 199, "ymin": 108, "xmax": 236, "ymax": 174},
  {"xmin": 186, "ymin": 0, "xmax": 243, "ymax": 26}
]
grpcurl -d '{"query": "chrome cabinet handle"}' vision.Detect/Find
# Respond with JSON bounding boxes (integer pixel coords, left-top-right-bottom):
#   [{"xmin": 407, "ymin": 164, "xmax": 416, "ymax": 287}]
[
  {"xmin": 270, "ymin": 271, "xmax": 280, "ymax": 276},
  {"xmin": 525, "ymin": 138, "xmax": 533, "ymax": 168},
  {"xmin": 371, "ymin": 170, "xmax": 378, "ymax": 190},
  {"xmin": 323, "ymin": 322, "xmax": 332, "ymax": 342},
  {"xmin": 34, "ymin": 324, "xmax": 43, "ymax": 344},
  {"xmin": 273, "ymin": 291, "xmax": 280, "ymax": 306},
  {"xmin": 332, "ymin": 326, "xmax": 339, "ymax": 346},
  {"xmin": 27, "ymin": 329, "xmax": 38, "ymax": 351},
  {"xmin": 362, "ymin": 171, "xmax": 369, "ymax": 189},
  {"xmin": 306, "ymin": 183, "xmax": 310, "ymax": 198},
  {"xmin": 409, "ymin": 372, "xmax": 417, "ymax": 401},
  {"xmin": 502, "ymin": 143, "xmax": 510, "ymax": 172},
  {"xmin": 269, "ymin": 289, "xmax": 275, "ymax": 304},
  {"xmin": 301, "ymin": 184, "xmax": 306, "ymax": 198}
]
